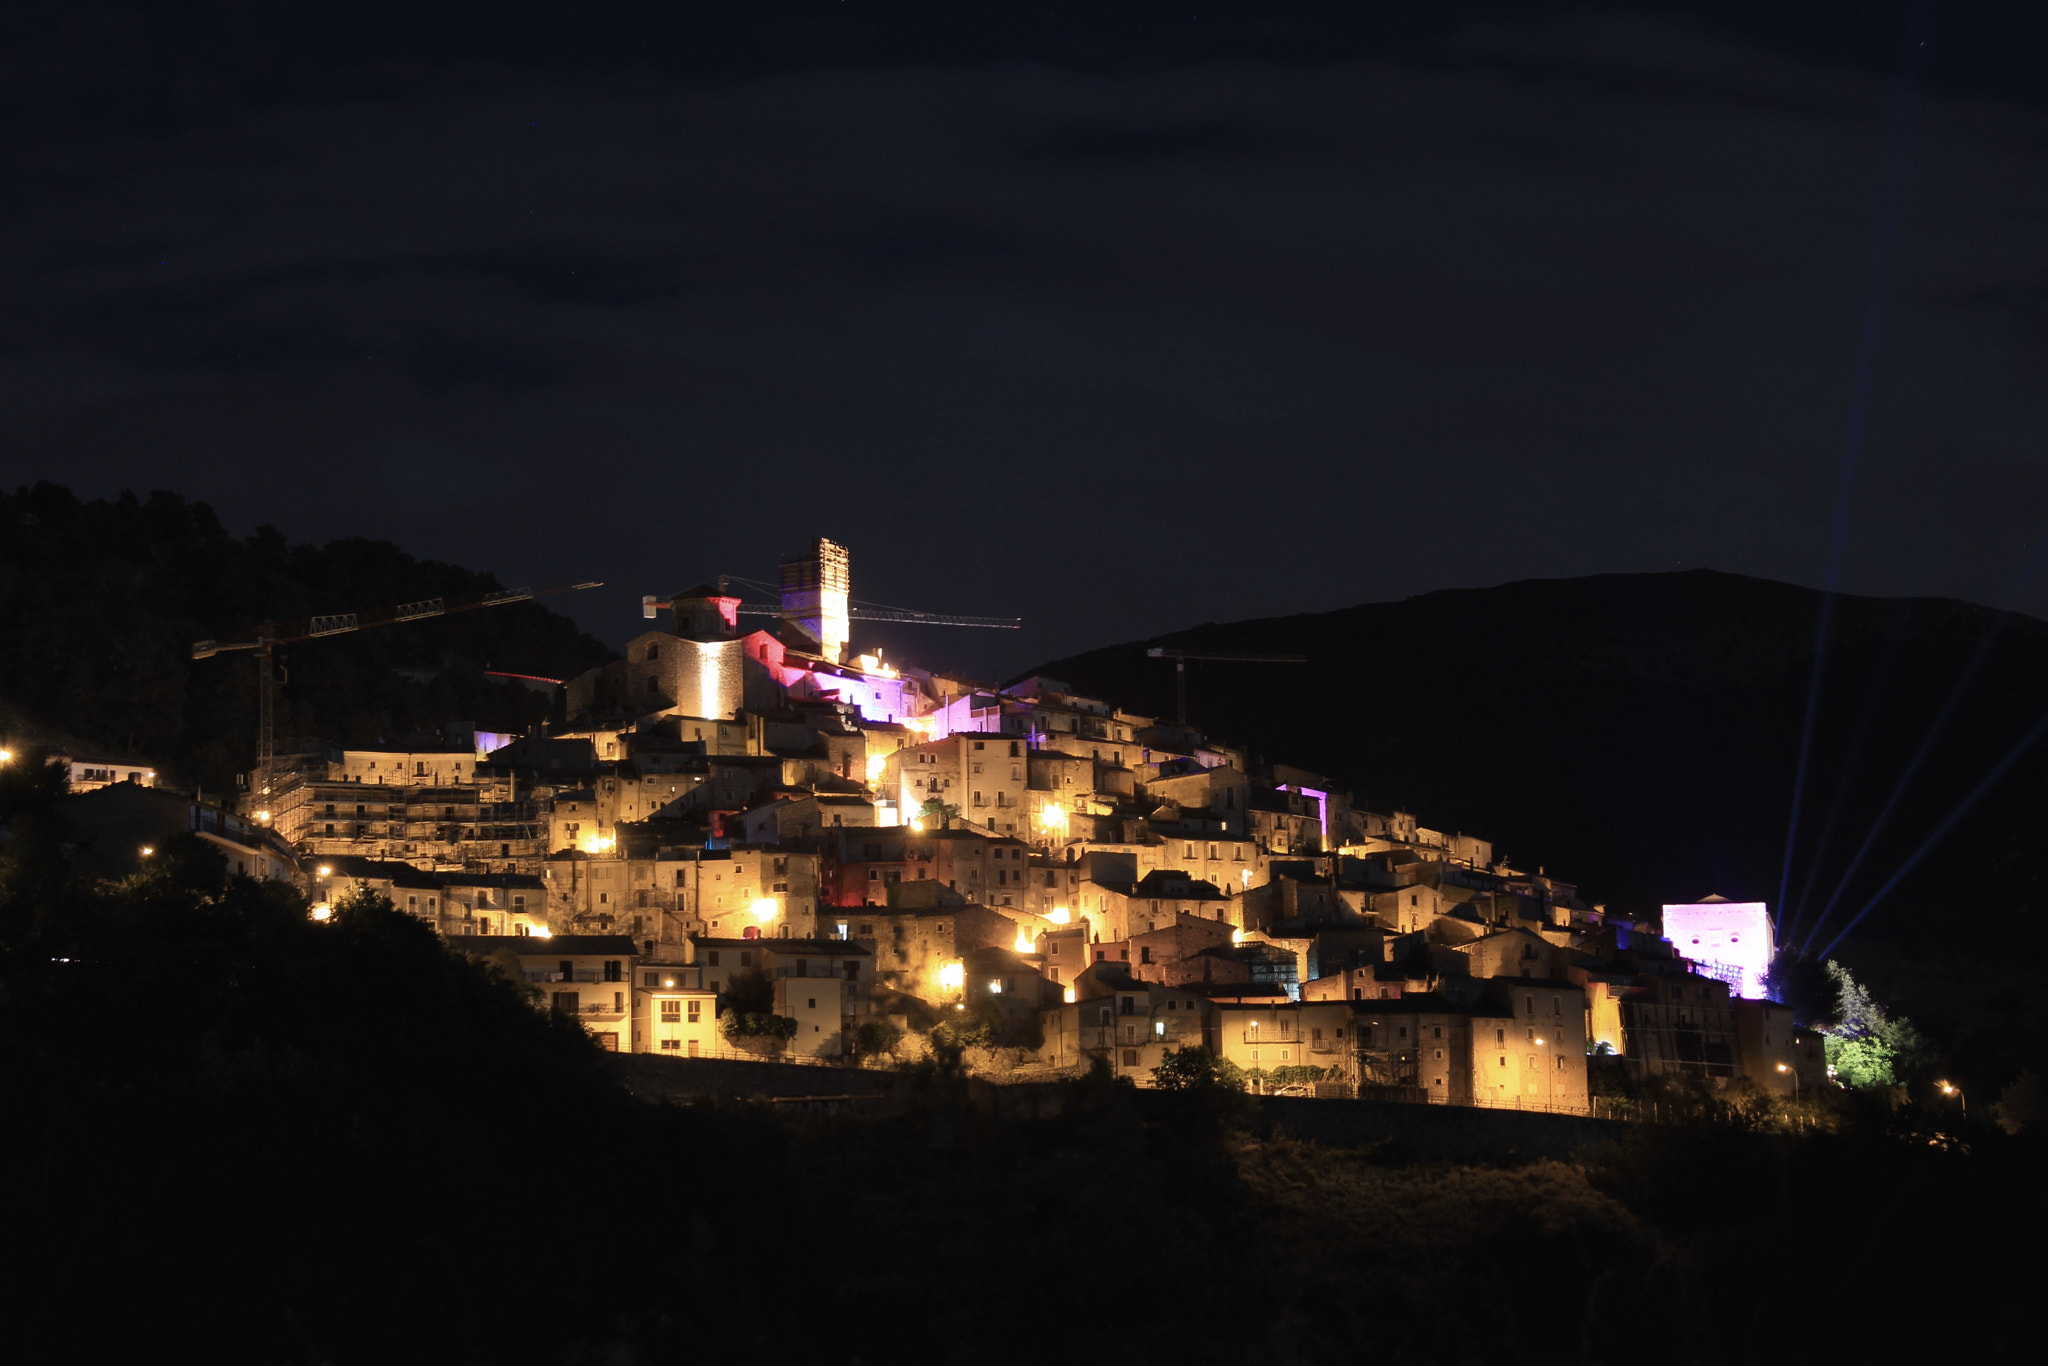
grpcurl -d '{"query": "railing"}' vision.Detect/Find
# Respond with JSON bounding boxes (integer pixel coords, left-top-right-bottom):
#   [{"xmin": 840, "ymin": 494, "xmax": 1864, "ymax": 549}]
[
  {"xmin": 649, "ymin": 1044, "xmax": 899, "ymax": 1069},
  {"xmin": 1465, "ymin": 1094, "xmax": 1596, "ymax": 1116}
]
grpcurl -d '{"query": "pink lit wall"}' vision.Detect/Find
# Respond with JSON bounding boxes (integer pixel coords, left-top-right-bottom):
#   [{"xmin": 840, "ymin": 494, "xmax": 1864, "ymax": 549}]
[{"xmin": 1661, "ymin": 901, "xmax": 1774, "ymax": 1000}]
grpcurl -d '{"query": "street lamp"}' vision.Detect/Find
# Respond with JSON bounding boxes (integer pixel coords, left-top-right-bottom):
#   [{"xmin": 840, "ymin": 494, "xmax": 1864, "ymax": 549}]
[
  {"xmin": 1937, "ymin": 1079, "xmax": 1966, "ymax": 1117},
  {"xmin": 1776, "ymin": 1061, "xmax": 1801, "ymax": 1105}
]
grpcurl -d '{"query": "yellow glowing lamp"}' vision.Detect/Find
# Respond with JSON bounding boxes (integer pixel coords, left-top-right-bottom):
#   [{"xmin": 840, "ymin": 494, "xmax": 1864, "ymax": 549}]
[
  {"xmin": 1063, "ymin": 985, "xmax": 1077, "ymax": 1004},
  {"xmin": 1037, "ymin": 803, "xmax": 1068, "ymax": 835},
  {"xmin": 529, "ymin": 925, "xmax": 553, "ymax": 939},
  {"xmin": 1049, "ymin": 907, "xmax": 1070, "ymax": 925},
  {"xmin": 316, "ymin": 865, "xmax": 333, "ymax": 878},
  {"xmin": 865, "ymin": 754, "xmax": 886, "ymax": 784},
  {"xmin": 1231, "ymin": 928, "xmax": 1246, "ymax": 945},
  {"xmin": 909, "ymin": 818, "xmax": 925, "ymax": 833},
  {"xmin": 311, "ymin": 903, "xmax": 333, "ymax": 921},
  {"xmin": 139, "ymin": 846, "xmax": 154, "ymax": 857},
  {"xmin": 937, "ymin": 961, "xmax": 964, "ymax": 990},
  {"xmin": 0, "ymin": 748, "xmax": 12, "ymax": 764},
  {"xmin": 750, "ymin": 897, "xmax": 780, "ymax": 923}
]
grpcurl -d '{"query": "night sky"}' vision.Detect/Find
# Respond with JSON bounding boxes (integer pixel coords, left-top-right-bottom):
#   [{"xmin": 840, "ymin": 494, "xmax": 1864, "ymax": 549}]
[{"xmin": 4, "ymin": 2, "xmax": 2045, "ymax": 679}]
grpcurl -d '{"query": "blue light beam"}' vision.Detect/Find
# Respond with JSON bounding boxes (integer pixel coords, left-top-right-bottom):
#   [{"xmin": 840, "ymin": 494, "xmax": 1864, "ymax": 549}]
[
  {"xmin": 1816, "ymin": 703, "xmax": 2048, "ymax": 962},
  {"xmin": 1801, "ymin": 535, "xmax": 2048, "ymax": 951},
  {"xmin": 1774, "ymin": 8, "xmax": 1931, "ymax": 921}
]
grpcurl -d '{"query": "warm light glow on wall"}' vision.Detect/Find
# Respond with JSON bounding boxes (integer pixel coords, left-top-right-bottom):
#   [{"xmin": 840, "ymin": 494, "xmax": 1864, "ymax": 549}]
[
  {"xmin": 909, "ymin": 818, "xmax": 925, "ymax": 832},
  {"xmin": 937, "ymin": 961, "xmax": 964, "ymax": 991},
  {"xmin": 865, "ymin": 753, "xmax": 887, "ymax": 785},
  {"xmin": 310, "ymin": 903, "xmax": 332, "ymax": 921},
  {"xmin": 529, "ymin": 925, "xmax": 553, "ymax": 939},
  {"xmin": 750, "ymin": 898, "xmax": 780, "ymax": 923},
  {"xmin": 1037, "ymin": 802, "xmax": 1068, "ymax": 835},
  {"xmin": 1048, "ymin": 907, "xmax": 1071, "ymax": 924},
  {"xmin": 1232, "ymin": 928, "xmax": 1246, "ymax": 944},
  {"xmin": 1063, "ymin": 985, "xmax": 1077, "ymax": 1004},
  {"xmin": 578, "ymin": 832, "xmax": 615, "ymax": 853},
  {"xmin": 1014, "ymin": 929, "xmax": 1036, "ymax": 953},
  {"xmin": 903, "ymin": 715, "xmax": 937, "ymax": 737},
  {"xmin": 699, "ymin": 639, "xmax": 731, "ymax": 722}
]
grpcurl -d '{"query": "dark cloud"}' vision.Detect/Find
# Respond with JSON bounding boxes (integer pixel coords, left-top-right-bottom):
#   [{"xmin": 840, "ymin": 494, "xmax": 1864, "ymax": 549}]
[{"xmin": 3, "ymin": 4, "xmax": 2047, "ymax": 678}]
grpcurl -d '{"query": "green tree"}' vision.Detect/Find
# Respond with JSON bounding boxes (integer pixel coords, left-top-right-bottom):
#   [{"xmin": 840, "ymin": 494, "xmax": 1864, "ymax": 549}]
[
  {"xmin": 1825, "ymin": 1033, "xmax": 1896, "ymax": 1089},
  {"xmin": 1993, "ymin": 1070, "xmax": 2047, "ymax": 1136},
  {"xmin": 917, "ymin": 797, "xmax": 960, "ymax": 830},
  {"xmin": 1819, "ymin": 960, "xmax": 1932, "ymax": 1089},
  {"xmin": 1765, "ymin": 948, "xmax": 1841, "ymax": 1030},
  {"xmin": 850, "ymin": 1019, "xmax": 902, "ymax": 1060},
  {"xmin": 1151, "ymin": 1046, "xmax": 1247, "ymax": 1092}
]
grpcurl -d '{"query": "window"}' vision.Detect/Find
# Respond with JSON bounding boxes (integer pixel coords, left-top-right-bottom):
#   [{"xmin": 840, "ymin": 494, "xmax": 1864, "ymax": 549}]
[
  {"xmin": 688, "ymin": 1000, "xmax": 701, "ymax": 1022},
  {"xmin": 1557, "ymin": 1057, "xmax": 1567, "ymax": 1071},
  {"xmin": 1433, "ymin": 1026, "xmax": 1442, "ymax": 1039},
  {"xmin": 1496, "ymin": 1028, "xmax": 1506, "ymax": 1044},
  {"xmin": 661, "ymin": 1000, "xmax": 681, "ymax": 1021}
]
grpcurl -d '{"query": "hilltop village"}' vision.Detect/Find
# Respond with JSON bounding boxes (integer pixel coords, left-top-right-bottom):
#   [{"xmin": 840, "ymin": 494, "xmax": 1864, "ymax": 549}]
[{"xmin": 47, "ymin": 540, "xmax": 1825, "ymax": 1113}]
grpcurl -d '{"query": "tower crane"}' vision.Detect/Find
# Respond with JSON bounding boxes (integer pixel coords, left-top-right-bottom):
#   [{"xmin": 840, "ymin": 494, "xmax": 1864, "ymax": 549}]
[
  {"xmin": 1146, "ymin": 647, "xmax": 1309, "ymax": 727},
  {"xmin": 192, "ymin": 579, "xmax": 602, "ymax": 815}
]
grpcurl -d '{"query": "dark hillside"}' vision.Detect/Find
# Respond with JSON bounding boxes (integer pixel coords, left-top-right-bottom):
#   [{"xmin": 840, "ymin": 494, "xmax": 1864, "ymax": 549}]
[
  {"xmin": 0, "ymin": 482, "xmax": 616, "ymax": 791},
  {"xmin": 1028, "ymin": 571, "xmax": 2048, "ymax": 1072}
]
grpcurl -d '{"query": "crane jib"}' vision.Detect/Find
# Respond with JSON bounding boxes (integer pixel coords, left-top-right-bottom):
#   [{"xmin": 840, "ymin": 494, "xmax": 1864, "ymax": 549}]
[{"xmin": 393, "ymin": 598, "xmax": 446, "ymax": 621}]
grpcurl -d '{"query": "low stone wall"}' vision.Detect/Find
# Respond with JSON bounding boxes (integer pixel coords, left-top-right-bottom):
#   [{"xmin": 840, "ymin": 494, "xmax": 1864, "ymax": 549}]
[
  {"xmin": 1246, "ymin": 1094, "xmax": 1627, "ymax": 1160},
  {"xmin": 606, "ymin": 1053, "xmax": 900, "ymax": 1102},
  {"xmin": 604, "ymin": 1056, "xmax": 1626, "ymax": 1160}
]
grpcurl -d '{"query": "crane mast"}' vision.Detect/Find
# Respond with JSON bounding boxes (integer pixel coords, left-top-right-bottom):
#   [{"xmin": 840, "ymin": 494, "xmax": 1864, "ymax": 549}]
[
  {"xmin": 193, "ymin": 580, "xmax": 602, "ymax": 816},
  {"xmin": 1146, "ymin": 647, "xmax": 1309, "ymax": 726}
]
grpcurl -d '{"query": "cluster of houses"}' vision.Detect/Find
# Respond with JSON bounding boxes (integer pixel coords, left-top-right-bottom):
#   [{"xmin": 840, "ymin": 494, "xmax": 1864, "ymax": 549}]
[{"xmin": 29, "ymin": 540, "xmax": 1827, "ymax": 1112}]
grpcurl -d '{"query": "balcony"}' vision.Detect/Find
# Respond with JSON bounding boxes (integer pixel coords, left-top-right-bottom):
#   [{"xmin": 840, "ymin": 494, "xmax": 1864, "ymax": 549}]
[
  {"xmin": 556, "ymin": 1002, "xmax": 627, "ymax": 1020},
  {"xmin": 1240, "ymin": 1029, "xmax": 1300, "ymax": 1044}
]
